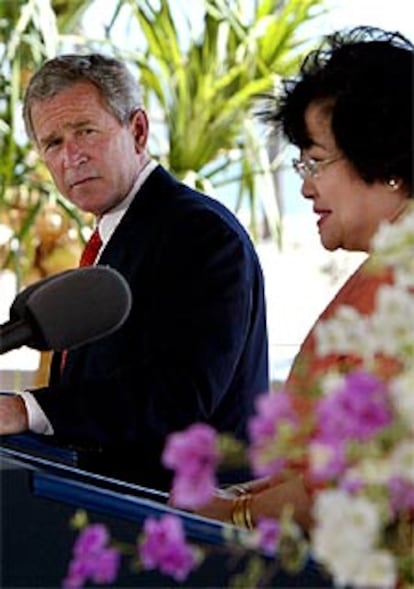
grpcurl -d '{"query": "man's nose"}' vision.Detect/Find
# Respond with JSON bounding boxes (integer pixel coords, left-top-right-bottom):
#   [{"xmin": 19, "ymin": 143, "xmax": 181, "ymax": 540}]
[{"xmin": 62, "ymin": 139, "xmax": 87, "ymax": 167}]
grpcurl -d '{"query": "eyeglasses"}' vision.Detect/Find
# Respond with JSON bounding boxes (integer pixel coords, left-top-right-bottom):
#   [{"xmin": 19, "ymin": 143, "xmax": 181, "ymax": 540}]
[{"xmin": 292, "ymin": 155, "xmax": 342, "ymax": 179}]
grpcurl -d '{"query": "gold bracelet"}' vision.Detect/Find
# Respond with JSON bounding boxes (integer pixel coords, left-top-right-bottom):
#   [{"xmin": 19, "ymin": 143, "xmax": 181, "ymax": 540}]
[
  {"xmin": 230, "ymin": 493, "xmax": 254, "ymax": 530},
  {"xmin": 243, "ymin": 493, "xmax": 254, "ymax": 530},
  {"xmin": 231, "ymin": 494, "xmax": 247, "ymax": 527}
]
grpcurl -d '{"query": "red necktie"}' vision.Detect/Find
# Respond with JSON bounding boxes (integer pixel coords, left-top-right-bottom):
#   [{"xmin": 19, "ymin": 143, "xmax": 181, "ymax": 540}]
[
  {"xmin": 79, "ymin": 227, "xmax": 103, "ymax": 267},
  {"xmin": 60, "ymin": 227, "xmax": 102, "ymax": 373}
]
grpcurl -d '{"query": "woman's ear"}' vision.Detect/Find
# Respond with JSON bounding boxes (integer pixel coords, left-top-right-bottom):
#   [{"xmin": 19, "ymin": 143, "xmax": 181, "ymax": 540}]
[{"xmin": 131, "ymin": 108, "xmax": 149, "ymax": 153}]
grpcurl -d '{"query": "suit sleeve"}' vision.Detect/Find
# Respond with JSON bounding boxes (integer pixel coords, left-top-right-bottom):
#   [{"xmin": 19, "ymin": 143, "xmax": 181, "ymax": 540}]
[{"xmin": 145, "ymin": 206, "xmax": 256, "ymax": 423}]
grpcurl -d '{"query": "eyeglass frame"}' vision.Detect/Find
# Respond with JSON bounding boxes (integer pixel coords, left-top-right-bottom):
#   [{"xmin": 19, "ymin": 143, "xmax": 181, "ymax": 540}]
[{"xmin": 292, "ymin": 155, "xmax": 342, "ymax": 179}]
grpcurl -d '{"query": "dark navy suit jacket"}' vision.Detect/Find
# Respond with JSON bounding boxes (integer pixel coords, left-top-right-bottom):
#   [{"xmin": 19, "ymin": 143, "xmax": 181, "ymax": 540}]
[{"xmin": 32, "ymin": 166, "xmax": 269, "ymax": 490}]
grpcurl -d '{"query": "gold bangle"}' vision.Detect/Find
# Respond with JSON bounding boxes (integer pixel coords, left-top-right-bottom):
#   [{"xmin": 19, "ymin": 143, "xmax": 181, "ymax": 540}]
[
  {"xmin": 230, "ymin": 493, "xmax": 254, "ymax": 530},
  {"xmin": 244, "ymin": 494, "xmax": 254, "ymax": 530},
  {"xmin": 231, "ymin": 495, "xmax": 246, "ymax": 527}
]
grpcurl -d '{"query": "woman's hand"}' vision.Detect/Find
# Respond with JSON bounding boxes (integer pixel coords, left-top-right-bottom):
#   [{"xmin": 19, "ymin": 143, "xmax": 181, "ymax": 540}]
[
  {"xmin": 249, "ymin": 475, "xmax": 313, "ymax": 531},
  {"xmin": 169, "ymin": 474, "xmax": 313, "ymax": 531}
]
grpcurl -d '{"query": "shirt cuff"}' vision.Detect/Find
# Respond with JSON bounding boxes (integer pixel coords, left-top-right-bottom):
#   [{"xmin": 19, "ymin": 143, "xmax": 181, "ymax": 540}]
[{"xmin": 19, "ymin": 391, "xmax": 54, "ymax": 435}]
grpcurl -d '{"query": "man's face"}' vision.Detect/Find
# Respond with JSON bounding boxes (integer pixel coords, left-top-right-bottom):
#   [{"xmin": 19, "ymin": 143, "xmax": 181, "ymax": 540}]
[{"xmin": 31, "ymin": 81, "xmax": 147, "ymax": 216}]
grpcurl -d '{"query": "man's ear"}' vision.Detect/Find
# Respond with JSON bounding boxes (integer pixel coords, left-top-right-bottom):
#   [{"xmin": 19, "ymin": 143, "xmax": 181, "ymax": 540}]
[{"xmin": 131, "ymin": 108, "xmax": 149, "ymax": 153}]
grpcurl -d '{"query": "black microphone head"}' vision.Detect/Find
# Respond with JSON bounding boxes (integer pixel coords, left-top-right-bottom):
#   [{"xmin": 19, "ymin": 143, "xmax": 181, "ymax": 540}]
[
  {"xmin": 10, "ymin": 269, "xmax": 75, "ymax": 321},
  {"xmin": 21, "ymin": 266, "xmax": 132, "ymax": 351}
]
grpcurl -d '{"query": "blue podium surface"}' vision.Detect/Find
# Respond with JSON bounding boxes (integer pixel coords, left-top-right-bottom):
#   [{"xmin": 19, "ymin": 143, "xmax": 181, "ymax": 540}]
[{"xmin": 0, "ymin": 434, "xmax": 333, "ymax": 588}]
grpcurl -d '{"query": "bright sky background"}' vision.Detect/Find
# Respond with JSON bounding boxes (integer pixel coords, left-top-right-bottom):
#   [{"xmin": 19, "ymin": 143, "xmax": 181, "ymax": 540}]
[
  {"xmin": 324, "ymin": 0, "xmax": 412, "ymax": 39},
  {"xmin": 305, "ymin": 0, "xmax": 413, "ymax": 40}
]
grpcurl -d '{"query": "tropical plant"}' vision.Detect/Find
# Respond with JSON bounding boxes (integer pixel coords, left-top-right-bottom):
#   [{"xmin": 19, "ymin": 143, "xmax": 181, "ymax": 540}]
[
  {"xmin": 0, "ymin": 0, "xmax": 96, "ymax": 286},
  {"xmin": 102, "ymin": 0, "xmax": 326, "ymax": 241}
]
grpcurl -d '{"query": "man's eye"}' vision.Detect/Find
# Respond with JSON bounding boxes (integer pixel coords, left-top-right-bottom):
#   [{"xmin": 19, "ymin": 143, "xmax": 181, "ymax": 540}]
[{"xmin": 44, "ymin": 139, "xmax": 61, "ymax": 151}]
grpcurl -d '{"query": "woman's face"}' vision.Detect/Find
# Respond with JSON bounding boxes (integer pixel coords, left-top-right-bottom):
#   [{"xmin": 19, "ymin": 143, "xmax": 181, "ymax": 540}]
[{"xmin": 298, "ymin": 102, "xmax": 408, "ymax": 252}]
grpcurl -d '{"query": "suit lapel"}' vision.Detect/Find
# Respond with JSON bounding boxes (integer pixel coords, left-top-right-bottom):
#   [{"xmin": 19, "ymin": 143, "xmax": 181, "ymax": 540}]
[{"xmin": 98, "ymin": 165, "xmax": 180, "ymax": 271}]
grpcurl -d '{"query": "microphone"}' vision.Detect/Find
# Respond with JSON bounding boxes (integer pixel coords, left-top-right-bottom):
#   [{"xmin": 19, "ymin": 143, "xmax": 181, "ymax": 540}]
[
  {"xmin": 9, "ymin": 268, "xmax": 76, "ymax": 321},
  {"xmin": 0, "ymin": 267, "xmax": 132, "ymax": 355}
]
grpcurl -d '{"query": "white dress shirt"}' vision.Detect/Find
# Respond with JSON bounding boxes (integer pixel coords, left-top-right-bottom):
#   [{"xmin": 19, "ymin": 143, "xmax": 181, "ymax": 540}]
[{"xmin": 20, "ymin": 159, "xmax": 158, "ymax": 434}]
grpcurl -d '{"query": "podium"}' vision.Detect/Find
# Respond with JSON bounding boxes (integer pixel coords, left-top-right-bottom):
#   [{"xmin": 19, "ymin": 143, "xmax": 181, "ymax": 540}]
[{"xmin": 0, "ymin": 434, "xmax": 333, "ymax": 587}]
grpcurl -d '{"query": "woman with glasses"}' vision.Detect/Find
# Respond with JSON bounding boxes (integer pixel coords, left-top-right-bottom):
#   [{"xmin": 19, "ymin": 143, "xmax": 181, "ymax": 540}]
[
  {"xmin": 276, "ymin": 24, "xmax": 413, "ymax": 397},
  {"xmin": 174, "ymin": 25, "xmax": 413, "ymax": 532}
]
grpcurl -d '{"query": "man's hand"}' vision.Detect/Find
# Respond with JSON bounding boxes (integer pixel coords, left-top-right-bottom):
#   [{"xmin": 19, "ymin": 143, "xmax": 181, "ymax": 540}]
[{"xmin": 0, "ymin": 395, "xmax": 29, "ymax": 434}]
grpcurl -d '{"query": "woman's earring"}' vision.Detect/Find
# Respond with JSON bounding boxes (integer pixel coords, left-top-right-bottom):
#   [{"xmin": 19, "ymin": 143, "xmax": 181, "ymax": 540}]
[{"xmin": 387, "ymin": 178, "xmax": 400, "ymax": 191}]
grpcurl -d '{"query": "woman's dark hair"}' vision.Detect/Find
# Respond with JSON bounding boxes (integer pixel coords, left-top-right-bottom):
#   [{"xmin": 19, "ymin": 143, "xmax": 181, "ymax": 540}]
[{"xmin": 262, "ymin": 26, "xmax": 413, "ymax": 190}]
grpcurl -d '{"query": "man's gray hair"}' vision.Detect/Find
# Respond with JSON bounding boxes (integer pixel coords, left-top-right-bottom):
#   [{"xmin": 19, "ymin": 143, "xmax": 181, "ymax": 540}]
[{"xmin": 23, "ymin": 53, "xmax": 143, "ymax": 143}]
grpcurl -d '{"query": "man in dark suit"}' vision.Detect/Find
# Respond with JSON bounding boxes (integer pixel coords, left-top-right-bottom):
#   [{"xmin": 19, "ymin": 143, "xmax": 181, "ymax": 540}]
[{"xmin": 0, "ymin": 54, "xmax": 268, "ymax": 490}]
